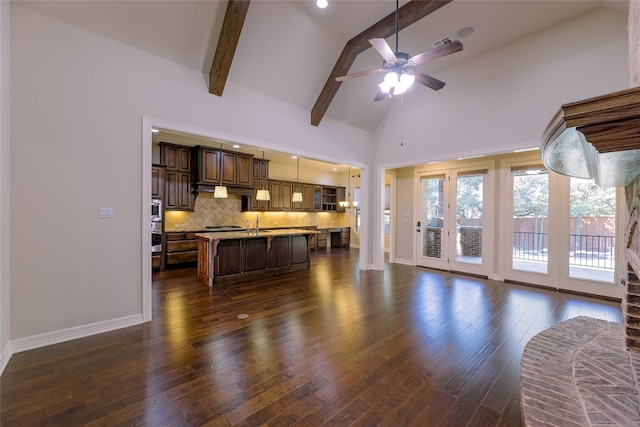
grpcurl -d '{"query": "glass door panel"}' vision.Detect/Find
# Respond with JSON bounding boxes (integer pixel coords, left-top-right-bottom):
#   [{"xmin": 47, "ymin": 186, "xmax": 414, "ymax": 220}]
[
  {"xmin": 455, "ymin": 174, "xmax": 483, "ymax": 265},
  {"xmin": 512, "ymin": 170, "xmax": 549, "ymax": 274},
  {"xmin": 417, "ymin": 175, "xmax": 448, "ymax": 270},
  {"xmin": 568, "ymin": 177, "xmax": 615, "ymax": 283}
]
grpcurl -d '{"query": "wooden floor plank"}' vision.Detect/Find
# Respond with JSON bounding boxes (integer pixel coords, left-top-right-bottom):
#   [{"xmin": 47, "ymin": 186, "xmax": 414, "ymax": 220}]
[{"xmin": 0, "ymin": 249, "xmax": 622, "ymax": 426}]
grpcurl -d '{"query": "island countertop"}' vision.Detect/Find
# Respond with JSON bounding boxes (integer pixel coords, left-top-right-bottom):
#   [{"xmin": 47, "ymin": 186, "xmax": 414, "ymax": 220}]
[{"xmin": 195, "ymin": 228, "xmax": 318, "ymax": 241}]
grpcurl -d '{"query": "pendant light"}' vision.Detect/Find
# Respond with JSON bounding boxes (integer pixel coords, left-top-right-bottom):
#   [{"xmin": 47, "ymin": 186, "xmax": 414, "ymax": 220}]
[
  {"xmin": 255, "ymin": 151, "xmax": 271, "ymax": 201},
  {"xmin": 213, "ymin": 142, "xmax": 228, "ymax": 198},
  {"xmin": 340, "ymin": 167, "xmax": 358, "ymax": 209},
  {"xmin": 292, "ymin": 156, "xmax": 303, "ymax": 203}
]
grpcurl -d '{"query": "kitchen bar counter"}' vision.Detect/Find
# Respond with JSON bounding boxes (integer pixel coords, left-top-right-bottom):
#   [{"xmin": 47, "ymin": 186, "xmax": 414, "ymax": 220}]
[{"xmin": 196, "ymin": 228, "xmax": 318, "ymax": 286}]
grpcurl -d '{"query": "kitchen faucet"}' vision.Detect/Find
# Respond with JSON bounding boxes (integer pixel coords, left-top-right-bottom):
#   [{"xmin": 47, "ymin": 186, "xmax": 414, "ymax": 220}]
[{"xmin": 255, "ymin": 215, "xmax": 259, "ymax": 233}]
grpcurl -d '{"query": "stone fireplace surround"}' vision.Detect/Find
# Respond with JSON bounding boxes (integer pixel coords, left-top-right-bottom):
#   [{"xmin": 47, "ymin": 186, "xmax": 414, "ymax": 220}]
[{"xmin": 520, "ymin": 316, "xmax": 640, "ymax": 426}]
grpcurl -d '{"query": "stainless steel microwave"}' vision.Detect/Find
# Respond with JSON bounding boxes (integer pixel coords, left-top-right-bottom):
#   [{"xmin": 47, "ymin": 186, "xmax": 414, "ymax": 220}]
[{"xmin": 151, "ymin": 198, "xmax": 162, "ymax": 222}]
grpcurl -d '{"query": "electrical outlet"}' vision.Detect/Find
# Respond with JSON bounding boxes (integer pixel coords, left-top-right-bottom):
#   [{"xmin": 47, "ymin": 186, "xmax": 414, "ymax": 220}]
[{"xmin": 99, "ymin": 207, "xmax": 113, "ymax": 218}]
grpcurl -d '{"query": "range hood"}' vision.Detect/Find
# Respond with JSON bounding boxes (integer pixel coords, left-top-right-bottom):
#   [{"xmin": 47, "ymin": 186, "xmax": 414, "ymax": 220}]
[
  {"xmin": 541, "ymin": 86, "xmax": 640, "ymax": 187},
  {"xmin": 192, "ymin": 183, "xmax": 255, "ymax": 197}
]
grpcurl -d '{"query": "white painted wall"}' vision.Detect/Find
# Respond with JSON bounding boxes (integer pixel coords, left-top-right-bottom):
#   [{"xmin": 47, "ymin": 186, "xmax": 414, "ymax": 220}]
[
  {"xmin": 9, "ymin": 5, "xmax": 373, "ymax": 341},
  {"xmin": 394, "ymin": 167, "xmax": 415, "ymax": 264},
  {"xmin": 0, "ymin": 0, "xmax": 11, "ymax": 371},
  {"xmin": 374, "ymin": 8, "xmax": 629, "ymax": 168}
]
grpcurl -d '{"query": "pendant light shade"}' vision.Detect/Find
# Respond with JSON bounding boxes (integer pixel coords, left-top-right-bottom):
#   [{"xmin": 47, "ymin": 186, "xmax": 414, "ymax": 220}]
[
  {"xmin": 213, "ymin": 185, "xmax": 228, "ymax": 198},
  {"xmin": 256, "ymin": 189, "xmax": 271, "ymax": 201},
  {"xmin": 292, "ymin": 156, "xmax": 303, "ymax": 203},
  {"xmin": 214, "ymin": 142, "xmax": 228, "ymax": 198}
]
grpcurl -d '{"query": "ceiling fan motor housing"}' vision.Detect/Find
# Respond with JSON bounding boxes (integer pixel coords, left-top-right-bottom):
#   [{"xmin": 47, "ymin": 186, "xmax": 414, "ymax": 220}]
[{"xmin": 383, "ymin": 51, "xmax": 410, "ymax": 69}]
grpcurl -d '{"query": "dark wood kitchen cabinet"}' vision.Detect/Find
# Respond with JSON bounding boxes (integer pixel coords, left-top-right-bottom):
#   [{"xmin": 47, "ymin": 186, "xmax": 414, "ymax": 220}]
[
  {"xmin": 151, "ymin": 164, "xmax": 165, "ymax": 199},
  {"xmin": 268, "ymin": 180, "xmax": 283, "ymax": 210},
  {"xmin": 248, "ymin": 158, "xmax": 270, "ymax": 211},
  {"xmin": 321, "ymin": 186, "xmax": 337, "ymax": 211},
  {"xmin": 194, "ymin": 146, "xmax": 221, "ymax": 185},
  {"xmin": 159, "ymin": 142, "xmax": 194, "ymax": 211},
  {"xmin": 165, "ymin": 232, "xmax": 200, "ymax": 266},
  {"xmin": 268, "ymin": 180, "xmax": 293, "ymax": 211},
  {"xmin": 160, "ymin": 142, "xmax": 191, "ymax": 172},
  {"xmin": 280, "ymin": 182, "xmax": 293, "ymax": 211},
  {"xmin": 195, "ymin": 146, "xmax": 253, "ymax": 188},
  {"xmin": 252, "ymin": 158, "xmax": 269, "ymax": 181},
  {"xmin": 313, "ymin": 185, "xmax": 322, "ymax": 211},
  {"xmin": 302, "ymin": 184, "xmax": 315, "ymax": 211},
  {"xmin": 164, "ymin": 171, "xmax": 193, "ymax": 210},
  {"xmin": 221, "ymin": 150, "xmax": 253, "ymax": 188}
]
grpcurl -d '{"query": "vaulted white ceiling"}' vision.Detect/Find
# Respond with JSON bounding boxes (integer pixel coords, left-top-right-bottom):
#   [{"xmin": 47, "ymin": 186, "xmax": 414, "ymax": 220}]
[{"xmin": 18, "ymin": 0, "xmax": 628, "ymax": 132}]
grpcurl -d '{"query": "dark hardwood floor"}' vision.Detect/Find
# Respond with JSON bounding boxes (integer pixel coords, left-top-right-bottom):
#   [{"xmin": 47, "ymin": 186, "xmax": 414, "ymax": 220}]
[{"xmin": 0, "ymin": 248, "xmax": 622, "ymax": 426}]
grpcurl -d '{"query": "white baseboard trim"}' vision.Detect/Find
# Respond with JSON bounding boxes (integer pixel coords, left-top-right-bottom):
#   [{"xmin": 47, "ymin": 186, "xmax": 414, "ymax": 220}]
[
  {"xmin": 10, "ymin": 314, "xmax": 144, "ymax": 354},
  {"xmin": 0, "ymin": 341, "xmax": 12, "ymax": 376},
  {"xmin": 394, "ymin": 258, "xmax": 414, "ymax": 266}
]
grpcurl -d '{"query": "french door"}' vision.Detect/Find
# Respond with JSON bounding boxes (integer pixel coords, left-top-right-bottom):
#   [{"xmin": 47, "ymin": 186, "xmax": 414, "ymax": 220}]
[
  {"xmin": 503, "ymin": 160, "xmax": 623, "ymax": 299},
  {"xmin": 416, "ymin": 164, "xmax": 493, "ymax": 277}
]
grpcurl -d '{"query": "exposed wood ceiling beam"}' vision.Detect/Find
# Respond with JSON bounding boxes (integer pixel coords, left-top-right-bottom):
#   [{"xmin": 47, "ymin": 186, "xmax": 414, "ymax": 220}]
[
  {"xmin": 311, "ymin": 0, "xmax": 452, "ymax": 127},
  {"xmin": 209, "ymin": 0, "xmax": 251, "ymax": 96}
]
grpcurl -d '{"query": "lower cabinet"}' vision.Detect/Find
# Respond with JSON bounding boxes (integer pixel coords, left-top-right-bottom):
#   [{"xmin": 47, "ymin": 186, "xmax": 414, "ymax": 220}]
[
  {"xmin": 316, "ymin": 229, "xmax": 328, "ymax": 249},
  {"xmin": 315, "ymin": 227, "xmax": 350, "ymax": 249},
  {"xmin": 165, "ymin": 232, "xmax": 200, "ymax": 266}
]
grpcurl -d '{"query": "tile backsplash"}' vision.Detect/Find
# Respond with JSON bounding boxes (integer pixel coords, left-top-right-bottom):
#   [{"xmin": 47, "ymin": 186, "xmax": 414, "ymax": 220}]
[{"xmin": 164, "ymin": 193, "xmax": 348, "ymax": 231}]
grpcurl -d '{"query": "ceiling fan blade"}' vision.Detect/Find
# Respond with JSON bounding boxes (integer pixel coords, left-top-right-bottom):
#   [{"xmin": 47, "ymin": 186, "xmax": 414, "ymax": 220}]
[
  {"xmin": 412, "ymin": 71, "xmax": 446, "ymax": 91},
  {"xmin": 373, "ymin": 89, "xmax": 387, "ymax": 102},
  {"xmin": 335, "ymin": 68, "xmax": 385, "ymax": 82},
  {"xmin": 409, "ymin": 40, "xmax": 463, "ymax": 66},
  {"xmin": 369, "ymin": 38, "xmax": 398, "ymax": 64}
]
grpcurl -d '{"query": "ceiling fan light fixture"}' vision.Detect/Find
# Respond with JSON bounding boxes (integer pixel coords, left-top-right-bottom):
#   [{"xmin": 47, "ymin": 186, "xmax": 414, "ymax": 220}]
[
  {"xmin": 394, "ymin": 73, "xmax": 415, "ymax": 94},
  {"xmin": 379, "ymin": 72, "xmax": 398, "ymax": 93}
]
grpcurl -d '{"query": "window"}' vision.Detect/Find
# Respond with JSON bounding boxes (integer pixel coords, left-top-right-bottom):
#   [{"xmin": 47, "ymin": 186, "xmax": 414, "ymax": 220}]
[{"xmin": 354, "ymin": 186, "xmax": 390, "ymax": 235}]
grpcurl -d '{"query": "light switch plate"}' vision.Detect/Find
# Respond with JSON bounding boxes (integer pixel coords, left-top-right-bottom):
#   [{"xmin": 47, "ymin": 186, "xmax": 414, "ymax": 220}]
[{"xmin": 99, "ymin": 207, "xmax": 113, "ymax": 218}]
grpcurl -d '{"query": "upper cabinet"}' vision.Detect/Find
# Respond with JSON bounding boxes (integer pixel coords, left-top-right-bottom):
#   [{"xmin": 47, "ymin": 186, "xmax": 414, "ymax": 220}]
[
  {"xmin": 151, "ymin": 164, "xmax": 165, "ymax": 199},
  {"xmin": 159, "ymin": 142, "xmax": 194, "ymax": 211},
  {"xmin": 158, "ymin": 142, "xmax": 346, "ymax": 213},
  {"xmin": 194, "ymin": 147, "xmax": 221, "ymax": 185},
  {"xmin": 195, "ymin": 145, "xmax": 253, "ymax": 189},
  {"xmin": 160, "ymin": 143, "xmax": 191, "ymax": 172}
]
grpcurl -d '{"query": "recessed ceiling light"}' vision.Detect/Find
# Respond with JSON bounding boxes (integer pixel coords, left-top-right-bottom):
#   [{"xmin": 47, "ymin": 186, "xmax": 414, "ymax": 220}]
[
  {"xmin": 151, "ymin": 128, "xmax": 159, "ymax": 133},
  {"xmin": 316, "ymin": 0, "xmax": 328, "ymax": 8},
  {"xmin": 456, "ymin": 26, "xmax": 474, "ymax": 38}
]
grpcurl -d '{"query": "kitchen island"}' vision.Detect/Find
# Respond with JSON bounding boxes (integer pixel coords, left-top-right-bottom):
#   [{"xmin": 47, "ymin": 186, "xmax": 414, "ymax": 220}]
[{"xmin": 196, "ymin": 228, "xmax": 318, "ymax": 286}]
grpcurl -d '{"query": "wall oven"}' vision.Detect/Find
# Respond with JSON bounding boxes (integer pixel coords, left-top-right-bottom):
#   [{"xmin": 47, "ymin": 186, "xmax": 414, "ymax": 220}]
[
  {"xmin": 151, "ymin": 198, "xmax": 162, "ymax": 254},
  {"xmin": 151, "ymin": 198, "xmax": 162, "ymax": 222}
]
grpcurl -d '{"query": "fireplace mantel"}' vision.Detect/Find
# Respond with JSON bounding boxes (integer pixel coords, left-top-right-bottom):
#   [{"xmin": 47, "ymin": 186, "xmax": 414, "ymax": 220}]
[{"xmin": 541, "ymin": 86, "xmax": 640, "ymax": 187}]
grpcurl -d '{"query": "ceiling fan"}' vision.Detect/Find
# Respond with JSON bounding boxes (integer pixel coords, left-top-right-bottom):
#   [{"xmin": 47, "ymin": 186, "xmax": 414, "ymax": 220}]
[{"xmin": 335, "ymin": 0, "xmax": 463, "ymax": 101}]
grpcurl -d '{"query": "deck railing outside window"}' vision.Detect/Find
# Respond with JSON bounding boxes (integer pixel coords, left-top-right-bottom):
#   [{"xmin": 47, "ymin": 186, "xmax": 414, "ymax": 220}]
[{"xmin": 512, "ymin": 231, "xmax": 614, "ymax": 270}]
